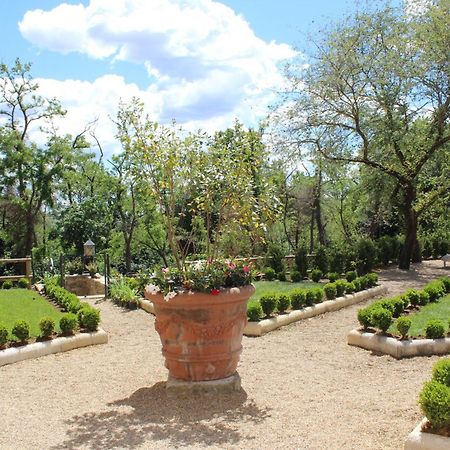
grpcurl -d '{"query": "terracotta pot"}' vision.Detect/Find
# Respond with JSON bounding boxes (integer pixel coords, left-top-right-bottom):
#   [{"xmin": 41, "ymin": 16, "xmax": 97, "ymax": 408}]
[{"xmin": 145, "ymin": 284, "xmax": 255, "ymax": 381}]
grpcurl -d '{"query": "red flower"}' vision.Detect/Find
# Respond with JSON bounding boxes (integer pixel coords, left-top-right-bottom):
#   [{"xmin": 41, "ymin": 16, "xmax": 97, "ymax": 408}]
[
  {"xmin": 210, "ymin": 288, "xmax": 220, "ymax": 296},
  {"xmin": 243, "ymin": 265, "xmax": 250, "ymax": 273}
]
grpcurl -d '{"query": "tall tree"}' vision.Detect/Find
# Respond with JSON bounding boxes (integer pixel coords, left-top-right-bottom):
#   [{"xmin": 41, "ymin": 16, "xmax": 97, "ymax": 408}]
[{"xmin": 278, "ymin": 1, "xmax": 450, "ymax": 269}]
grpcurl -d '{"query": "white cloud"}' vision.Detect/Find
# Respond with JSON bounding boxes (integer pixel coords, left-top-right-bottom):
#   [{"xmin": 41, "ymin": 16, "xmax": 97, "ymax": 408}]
[{"xmin": 18, "ymin": 0, "xmax": 297, "ymax": 155}]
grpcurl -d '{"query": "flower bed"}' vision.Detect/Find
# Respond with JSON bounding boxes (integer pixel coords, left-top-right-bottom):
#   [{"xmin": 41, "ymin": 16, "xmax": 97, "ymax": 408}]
[{"xmin": 348, "ymin": 277, "xmax": 450, "ymax": 357}]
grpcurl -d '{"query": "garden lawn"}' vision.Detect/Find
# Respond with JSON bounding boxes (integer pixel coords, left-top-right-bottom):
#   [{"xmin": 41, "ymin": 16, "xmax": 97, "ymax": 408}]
[
  {"xmin": 390, "ymin": 294, "xmax": 450, "ymax": 337},
  {"xmin": 0, "ymin": 289, "xmax": 64, "ymax": 338},
  {"xmin": 248, "ymin": 280, "xmax": 322, "ymax": 306}
]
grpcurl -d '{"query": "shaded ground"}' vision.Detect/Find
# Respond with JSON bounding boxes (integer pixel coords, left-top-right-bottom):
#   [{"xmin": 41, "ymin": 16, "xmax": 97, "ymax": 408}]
[{"xmin": 0, "ymin": 260, "xmax": 448, "ymax": 450}]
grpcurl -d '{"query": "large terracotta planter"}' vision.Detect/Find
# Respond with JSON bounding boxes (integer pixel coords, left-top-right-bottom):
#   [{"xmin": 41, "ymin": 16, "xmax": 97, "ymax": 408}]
[{"xmin": 145, "ymin": 284, "xmax": 255, "ymax": 381}]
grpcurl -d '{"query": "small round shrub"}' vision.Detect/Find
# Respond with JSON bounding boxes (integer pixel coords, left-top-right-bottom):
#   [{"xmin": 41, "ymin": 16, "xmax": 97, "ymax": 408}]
[
  {"xmin": 396, "ymin": 317, "xmax": 411, "ymax": 339},
  {"xmin": 358, "ymin": 276, "xmax": 369, "ymax": 290},
  {"xmin": 247, "ymin": 303, "xmax": 263, "ymax": 322},
  {"xmin": 335, "ymin": 280, "xmax": 346, "ymax": 297},
  {"xmin": 77, "ymin": 307, "xmax": 100, "ymax": 331},
  {"xmin": 12, "ymin": 320, "xmax": 30, "ymax": 342},
  {"xmin": 425, "ymin": 320, "xmax": 445, "ymax": 339},
  {"xmin": 310, "ymin": 269, "xmax": 323, "ymax": 283},
  {"xmin": 344, "ymin": 281, "xmax": 355, "ymax": 294},
  {"xmin": 39, "ymin": 317, "xmax": 55, "ymax": 338},
  {"xmin": 357, "ymin": 308, "xmax": 372, "ymax": 330},
  {"xmin": 276, "ymin": 294, "xmax": 290, "ymax": 313},
  {"xmin": 406, "ymin": 289, "xmax": 420, "ymax": 307},
  {"xmin": 59, "ymin": 313, "xmax": 78, "ymax": 335},
  {"xmin": 345, "ymin": 270, "xmax": 357, "ymax": 282},
  {"xmin": 441, "ymin": 276, "xmax": 450, "ymax": 293},
  {"xmin": 305, "ymin": 289, "xmax": 316, "ymax": 306},
  {"xmin": 326, "ymin": 272, "xmax": 340, "ymax": 283},
  {"xmin": 371, "ymin": 307, "xmax": 392, "ymax": 334},
  {"xmin": 378, "ymin": 299, "xmax": 395, "ymax": 315},
  {"xmin": 263, "ymin": 267, "xmax": 276, "ymax": 281},
  {"xmin": 260, "ymin": 293, "xmax": 278, "ymax": 317},
  {"xmin": 2, "ymin": 280, "xmax": 13, "ymax": 290},
  {"xmin": 290, "ymin": 289, "xmax": 306, "ymax": 309},
  {"xmin": 365, "ymin": 273, "xmax": 378, "ymax": 287},
  {"xmin": 424, "ymin": 285, "xmax": 443, "ymax": 302},
  {"xmin": 419, "ymin": 380, "xmax": 450, "ymax": 428},
  {"xmin": 277, "ymin": 271, "xmax": 287, "ymax": 282},
  {"xmin": 17, "ymin": 278, "xmax": 30, "ymax": 289},
  {"xmin": 0, "ymin": 324, "xmax": 8, "ymax": 347},
  {"xmin": 313, "ymin": 288, "xmax": 324, "ymax": 304},
  {"xmin": 353, "ymin": 278, "xmax": 362, "ymax": 292},
  {"xmin": 389, "ymin": 297, "xmax": 405, "ymax": 318},
  {"xmin": 324, "ymin": 283, "xmax": 337, "ymax": 300},
  {"xmin": 290, "ymin": 271, "xmax": 302, "ymax": 283},
  {"xmin": 418, "ymin": 291, "xmax": 430, "ymax": 306},
  {"xmin": 432, "ymin": 358, "xmax": 450, "ymax": 387}
]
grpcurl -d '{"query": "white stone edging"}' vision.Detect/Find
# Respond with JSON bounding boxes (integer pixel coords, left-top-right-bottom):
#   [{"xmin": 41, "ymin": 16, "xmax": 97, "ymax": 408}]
[
  {"xmin": 139, "ymin": 285, "xmax": 388, "ymax": 337},
  {"xmin": 405, "ymin": 418, "xmax": 450, "ymax": 450},
  {"xmin": 0, "ymin": 328, "xmax": 108, "ymax": 367},
  {"xmin": 347, "ymin": 330, "xmax": 450, "ymax": 358}
]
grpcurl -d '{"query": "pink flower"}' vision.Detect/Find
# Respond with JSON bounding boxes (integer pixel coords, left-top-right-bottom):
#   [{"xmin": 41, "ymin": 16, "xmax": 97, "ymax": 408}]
[
  {"xmin": 228, "ymin": 262, "xmax": 236, "ymax": 270},
  {"xmin": 210, "ymin": 288, "xmax": 220, "ymax": 296},
  {"xmin": 243, "ymin": 265, "xmax": 250, "ymax": 273},
  {"xmin": 162, "ymin": 267, "xmax": 169, "ymax": 273}
]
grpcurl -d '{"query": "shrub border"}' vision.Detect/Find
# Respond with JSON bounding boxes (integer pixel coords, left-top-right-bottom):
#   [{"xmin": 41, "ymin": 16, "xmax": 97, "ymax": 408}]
[
  {"xmin": 139, "ymin": 285, "xmax": 387, "ymax": 337},
  {"xmin": 0, "ymin": 328, "xmax": 108, "ymax": 367},
  {"xmin": 347, "ymin": 330, "xmax": 450, "ymax": 358},
  {"xmin": 404, "ymin": 418, "xmax": 450, "ymax": 450}
]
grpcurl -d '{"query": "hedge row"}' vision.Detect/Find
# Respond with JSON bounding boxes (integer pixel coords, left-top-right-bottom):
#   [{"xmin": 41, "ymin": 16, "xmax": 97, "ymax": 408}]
[
  {"xmin": 44, "ymin": 277, "xmax": 100, "ymax": 332},
  {"xmin": 247, "ymin": 272, "xmax": 378, "ymax": 321},
  {"xmin": 0, "ymin": 278, "xmax": 30, "ymax": 289},
  {"xmin": 357, "ymin": 277, "xmax": 450, "ymax": 338}
]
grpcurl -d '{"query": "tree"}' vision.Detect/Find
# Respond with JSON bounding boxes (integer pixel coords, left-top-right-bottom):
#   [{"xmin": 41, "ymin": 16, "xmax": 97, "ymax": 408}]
[{"xmin": 279, "ymin": 1, "xmax": 450, "ymax": 269}]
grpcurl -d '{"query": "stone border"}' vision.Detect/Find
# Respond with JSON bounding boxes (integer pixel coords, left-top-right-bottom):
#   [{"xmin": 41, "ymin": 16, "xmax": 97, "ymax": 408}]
[
  {"xmin": 347, "ymin": 330, "xmax": 450, "ymax": 358},
  {"xmin": 166, "ymin": 372, "xmax": 242, "ymax": 394},
  {"xmin": 140, "ymin": 285, "xmax": 388, "ymax": 337},
  {"xmin": 0, "ymin": 328, "xmax": 108, "ymax": 367},
  {"xmin": 405, "ymin": 419, "xmax": 450, "ymax": 450}
]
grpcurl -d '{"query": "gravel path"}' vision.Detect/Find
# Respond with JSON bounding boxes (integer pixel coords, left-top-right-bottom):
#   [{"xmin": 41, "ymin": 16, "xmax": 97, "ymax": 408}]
[{"xmin": 1, "ymin": 260, "xmax": 448, "ymax": 450}]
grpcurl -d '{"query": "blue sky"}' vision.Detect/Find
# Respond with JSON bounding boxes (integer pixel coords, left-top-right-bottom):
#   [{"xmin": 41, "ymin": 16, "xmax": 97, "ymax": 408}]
[{"xmin": 0, "ymin": 0, "xmax": 401, "ymax": 154}]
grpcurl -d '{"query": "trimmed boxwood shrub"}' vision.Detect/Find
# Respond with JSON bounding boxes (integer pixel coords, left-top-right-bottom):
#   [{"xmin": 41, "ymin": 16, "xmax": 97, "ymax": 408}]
[
  {"xmin": 396, "ymin": 317, "xmax": 411, "ymax": 339},
  {"xmin": 324, "ymin": 283, "xmax": 337, "ymax": 300},
  {"xmin": 424, "ymin": 285, "xmax": 443, "ymax": 302},
  {"xmin": 276, "ymin": 294, "xmax": 290, "ymax": 313},
  {"xmin": 0, "ymin": 324, "xmax": 8, "ymax": 347},
  {"xmin": 277, "ymin": 271, "xmax": 287, "ymax": 282},
  {"xmin": 388, "ymin": 297, "xmax": 405, "ymax": 318},
  {"xmin": 406, "ymin": 289, "xmax": 420, "ymax": 307},
  {"xmin": 260, "ymin": 293, "xmax": 278, "ymax": 317},
  {"xmin": 312, "ymin": 288, "xmax": 324, "ymax": 304},
  {"xmin": 39, "ymin": 317, "xmax": 55, "ymax": 338},
  {"xmin": 17, "ymin": 278, "xmax": 30, "ymax": 289},
  {"xmin": 335, "ymin": 280, "xmax": 346, "ymax": 297},
  {"xmin": 326, "ymin": 272, "xmax": 340, "ymax": 283},
  {"xmin": 441, "ymin": 276, "xmax": 450, "ymax": 293},
  {"xmin": 2, "ymin": 280, "xmax": 13, "ymax": 290},
  {"xmin": 419, "ymin": 380, "xmax": 450, "ymax": 428},
  {"xmin": 352, "ymin": 278, "xmax": 362, "ymax": 292},
  {"xmin": 418, "ymin": 290, "xmax": 430, "ymax": 306},
  {"xmin": 290, "ymin": 270, "xmax": 302, "ymax": 283},
  {"xmin": 12, "ymin": 320, "xmax": 30, "ymax": 342},
  {"xmin": 345, "ymin": 270, "xmax": 357, "ymax": 282},
  {"xmin": 263, "ymin": 267, "xmax": 276, "ymax": 281},
  {"xmin": 425, "ymin": 320, "xmax": 446, "ymax": 339},
  {"xmin": 59, "ymin": 313, "xmax": 78, "ymax": 335},
  {"xmin": 433, "ymin": 359, "xmax": 450, "ymax": 387},
  {"xmin": 364, "ymin": 273, "xmax": 378, "ymax": 287},
  {"xmin": 344, "ymin": 281, "xmax": 355, "ymax": 294},
  {"xmin": 77, "ymin": 306, "xmax": 100, "ymax": 331},
  {"xmin": 310, "ymin": 269, "xmax": 322, "ymax": 283},
  {"xmin": 247, "ymin": 303, "xmax": 263, "ymax": 321},
  {"xmin": 357, "ymin": 308, "xmax": 373, "ymax": 330},
  {"xmin": 305, "ymin": 289, "xmax": 316, "ymax": 306},
  {"xmin": 290, "ymin": 289, "xmax": 306, "ymax": 309},
  {"xmin": 371, "ymin": 307, "xmax": 392, "ymax": 334}
]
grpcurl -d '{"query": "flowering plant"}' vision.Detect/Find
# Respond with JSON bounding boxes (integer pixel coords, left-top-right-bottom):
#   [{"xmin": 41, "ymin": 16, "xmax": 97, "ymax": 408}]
[{"xmin": 145, "ymin": 259, "xmax": 253, "ymax": 300}]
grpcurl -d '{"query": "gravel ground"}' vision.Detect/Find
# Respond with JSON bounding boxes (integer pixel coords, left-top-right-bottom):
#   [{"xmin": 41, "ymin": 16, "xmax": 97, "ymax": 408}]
[{"xmin": 1, "ymin": 260, "xmax": 448, "ymax": 450}]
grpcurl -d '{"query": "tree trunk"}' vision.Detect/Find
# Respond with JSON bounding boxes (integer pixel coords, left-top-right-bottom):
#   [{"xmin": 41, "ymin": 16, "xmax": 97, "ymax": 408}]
[
  {"xmin": 25, "ymin": 214, "xmax": 35, "ymax": 256},
  {"xmin": 123, "ymin": 232, "xmax": 133, "ymax": 274},
  {"xmin": 313, "ymin": 168, "xmax": 327, "ymax": 246},
  {"xmin": 398, "ymin": 185, "xmax": 418, "ymax": 270}
]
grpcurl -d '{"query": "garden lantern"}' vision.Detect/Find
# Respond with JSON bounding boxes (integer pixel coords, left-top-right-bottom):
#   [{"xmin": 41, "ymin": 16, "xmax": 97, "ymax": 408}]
[{"xmin": 83, "ymin": 239, "xmax": 95, "ymax": 267}]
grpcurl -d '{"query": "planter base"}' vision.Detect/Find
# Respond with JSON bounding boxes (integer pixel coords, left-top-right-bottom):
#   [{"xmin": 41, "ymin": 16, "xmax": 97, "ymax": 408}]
[
  {"xmin": 166, "ymin": 372, "xmax": 241, "ymax": 395},
  {"xmin": 405, "ymin": 419, "xmax": 450, "ymax": 450}
]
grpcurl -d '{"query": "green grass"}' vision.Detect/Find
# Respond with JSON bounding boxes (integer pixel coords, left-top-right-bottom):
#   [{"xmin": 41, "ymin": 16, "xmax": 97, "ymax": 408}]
[
  {"xmin": 0, "ymin": 289, "xmax": 64, "ymax": 338},
  {"xmin": 390, "ymin": 294, "xmax": 450, "ymax": 337},
  {"xmin": 248, "ymin": 280, "xmax": 322, "ymax": 306}
]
